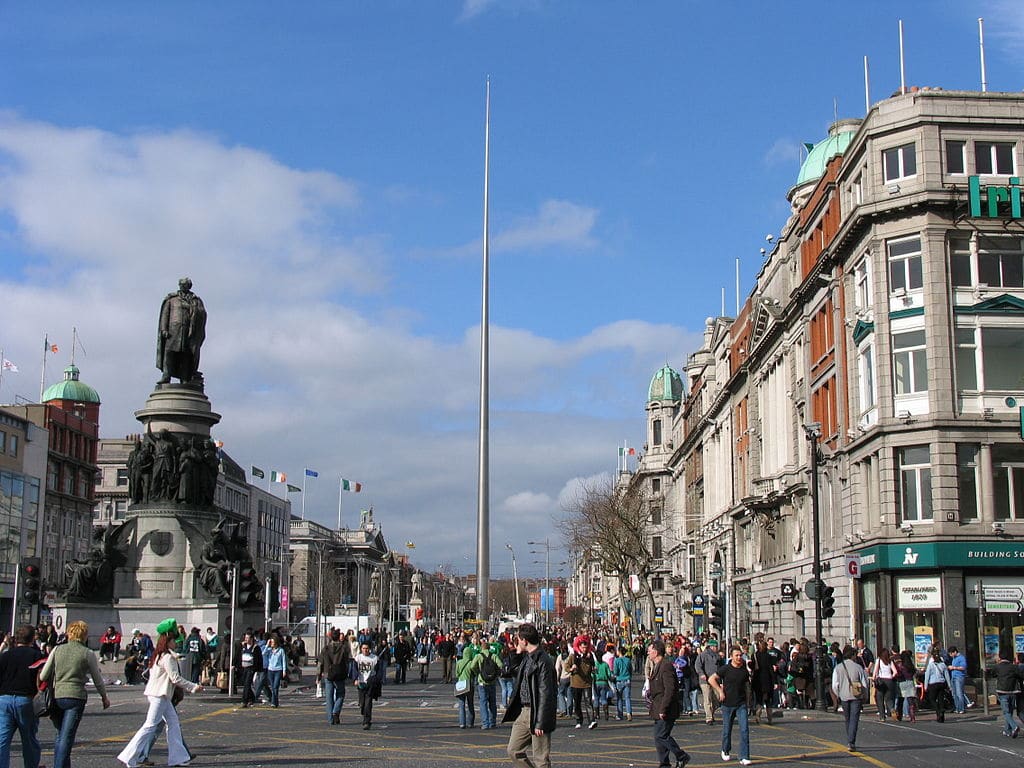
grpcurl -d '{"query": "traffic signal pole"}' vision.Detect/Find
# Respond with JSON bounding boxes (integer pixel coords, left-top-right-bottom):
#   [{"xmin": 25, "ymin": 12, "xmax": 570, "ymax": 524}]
[
  {"xmin": 804, "ymin": 423, "xmax": 828, "ymax": 712},
  {"xmin": 9, "ymin": 566, "xmax": 19, "ymax": 632}
]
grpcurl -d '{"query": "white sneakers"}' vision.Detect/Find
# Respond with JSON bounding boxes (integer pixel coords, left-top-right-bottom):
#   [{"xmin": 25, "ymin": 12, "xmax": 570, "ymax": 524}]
[
  {"xmin": 741, "ymin": 760, "xmax": 753, "ymax": 766},
  {"xmin": 722, "ymin": 752, "xmax": 731, "ymax": 761}
]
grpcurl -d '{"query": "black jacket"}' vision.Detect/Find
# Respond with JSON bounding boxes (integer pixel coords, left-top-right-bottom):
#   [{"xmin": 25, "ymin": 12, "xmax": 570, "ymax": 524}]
[
  {"xmin": 502, "ymin": 648, "xmax": 557, "ymax": 734},
  {"xmin": 236, "ymin": 642, "xmax": 264, "ymax": 673},
  {"xmin": 995, "ymin": 660, "xmax": 1023, "ymax": 694},
  {"xmin": 319, "ymin": 640, "xmax": 352, "ymax": 682},
  {"xmin": 649, "ymin": 657, "xmax": 681, "ymax": 721}
]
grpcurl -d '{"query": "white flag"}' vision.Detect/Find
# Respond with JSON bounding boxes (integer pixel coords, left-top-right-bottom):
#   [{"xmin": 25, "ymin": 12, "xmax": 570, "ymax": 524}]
[{"xmin": 1, "ymin": 359, "xmax": 18, "ymax": 373}]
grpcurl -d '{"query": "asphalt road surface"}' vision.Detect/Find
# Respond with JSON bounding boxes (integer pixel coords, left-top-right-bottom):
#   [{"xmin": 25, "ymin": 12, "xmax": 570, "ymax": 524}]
[{"xmin": 38, "ymin": 674, "xmax": 1024, "ymax": 768}]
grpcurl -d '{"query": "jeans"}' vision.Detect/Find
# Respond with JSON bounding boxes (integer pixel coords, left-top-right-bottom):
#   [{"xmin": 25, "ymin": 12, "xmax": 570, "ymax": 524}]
[
  {"xmin": 593, "ymin": 683, "xmax": 613, "ymax": 711},
  {"xmin": 653, "ymin": 718, "xmax": 686, "ymax": 767},
  {"xmin": 615, "ymin": 679, "xmax": 632, "ymax": 717},
  {"xmin": 441, "ymin": 656, "xmax": 453, "ymax": 683},
  {"xmin": 240, "ymin": 668, "xmax": 257, "ymax": 706},
  {"xmin": 267, "ymin": 670, "xmax": 283, "ymax": 707},
  {"xmin": 951, "ymin": 676, "xmax": 967, "ymax": 712},
  {"xmin": 0, "ymin": 694, "xmax": 40, "ymax": 768},
  {"xmin": 998, "ymin": 693, "xmax": 1019, "ymax": 735},
  {"xmin": 500, "ymin": 678, "xmax": 514, "ymax": 707},
  {"xmin": 478, "ymin": 683, "xmax": 497, "ymax": 728},
  {"xmin": 875, "ymin": 679, "xmax": 894, "ymax": 717},
  {"xmin": 690, "ymin": 687, "xmax": 700, "ymax": 714},
  {"xmin": 118, "ymin": 696, "xmax": 191, "ymax": 767},
  {"xmin": 52, "ymin": 698, "xmax": 86, "ymax": 768},
  {"xmin": 842, "ymin": 698, "xmax": 863, "ymax": 747},
  {"xmin": 357, "ymin": 684, "xmax": 374, "ymax": 726},
  {"xmin": 557, "ymin": 678, "xmax": 572, "ymax": 715},
  {"xmin": 720, "ymin": 703, "xmax": 750, "ymax": 760},
  {"xmin": 458, "ymin": 688, "xmax": 475, "ymax": 727},
  {"xmin": 324, "ymin": 679, "xmax": 346, "ymax": 722},
  {"xmin": 928, "ymin": 682, "xmax": 949, "ymax": 721}
]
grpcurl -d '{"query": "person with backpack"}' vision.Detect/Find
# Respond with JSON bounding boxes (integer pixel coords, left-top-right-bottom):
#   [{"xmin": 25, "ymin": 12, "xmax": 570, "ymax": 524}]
[
  {"xmin": 318, "ymin": 629, "xmax": 353, "ymax": 724},
  {"xmin": 183, "ymin": 627, "xmax": 207, "ymax": 685},
  {"xmin": 569, "ymin": 636, "xmax": 598, "ymax": 729},
  {"xmin": 593, "ymin": 651, "xmax": 615, "ymax": 721},
  {"xmin": 466, "ymin": 642, "xmax": 501, "ymax": 729}
]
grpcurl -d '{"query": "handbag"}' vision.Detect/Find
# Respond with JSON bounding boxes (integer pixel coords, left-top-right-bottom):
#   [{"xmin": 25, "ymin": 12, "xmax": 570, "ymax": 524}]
[
  {"xmin": 454, "ymin": 678, "xmax": 470, "ymax": 697},
  {"xmin": 215, "ymin": 671, "xmax": 229, "ymax": 690},
  {"xmin": 33, "ymin": 681, "xmax": 54, "ymax": 718},
  {"xmin": 842, "ymin": 662, "xmax": 865, "ymax": 700},
  {"xmin": 417, "ymin": 655, "xmax": 429, "ymax": 665},
  {"xmin": 898, "ymin": 679, "xmax": 916, "ymax": 698}
]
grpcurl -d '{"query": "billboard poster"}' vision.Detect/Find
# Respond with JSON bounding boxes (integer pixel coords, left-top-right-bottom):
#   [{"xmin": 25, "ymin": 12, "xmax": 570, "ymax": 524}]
[{"xmin": 913, "ymin": 626, "xmax": 934, "ymax": 669}]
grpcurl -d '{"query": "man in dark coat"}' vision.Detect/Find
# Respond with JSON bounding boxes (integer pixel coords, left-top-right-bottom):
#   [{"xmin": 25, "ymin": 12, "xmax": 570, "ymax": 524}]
[
  {"xmin": 648, "ymin": 640, "xmax": 691, "ymax": 768},
  {"xmin": 503, "ymin": 623, "xmax": 556, "ymax": 768}
]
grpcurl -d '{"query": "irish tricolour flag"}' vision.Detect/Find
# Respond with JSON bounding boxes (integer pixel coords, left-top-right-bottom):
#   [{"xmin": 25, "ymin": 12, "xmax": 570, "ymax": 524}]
[
  {"xmin": 341, "ymin": 478, "xmax": 362, "ymax": 492},
  {"xmin": 270, "ymin": 470, "xmax": 287, "ymax": 483}
]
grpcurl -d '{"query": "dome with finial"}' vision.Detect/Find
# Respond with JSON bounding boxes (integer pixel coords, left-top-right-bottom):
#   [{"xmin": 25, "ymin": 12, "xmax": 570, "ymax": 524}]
[
  {"xmin": 648, "ymin": 364, "xmax": 683, "ymax": 403},
  {"xmin": 42, "ymin": 364, "xmax": 101, "ymax": 404}
]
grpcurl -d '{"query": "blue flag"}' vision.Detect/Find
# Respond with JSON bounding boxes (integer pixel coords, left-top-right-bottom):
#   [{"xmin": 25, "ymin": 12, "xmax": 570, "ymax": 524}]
[{"xmin": 305, "ymin": 468, "xmax": 319, "ymax": 478}]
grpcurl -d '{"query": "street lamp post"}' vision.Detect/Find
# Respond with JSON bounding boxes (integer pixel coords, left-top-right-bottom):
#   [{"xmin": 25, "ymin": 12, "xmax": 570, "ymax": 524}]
[
  {"xmin": 390, "ymin": 566, "xmax": 400, "ymax": 634},
  {"xmin": 528, "ymin": 539, "xmax": 552, "ymax": 627},
  {"xmin": 803, "ymin": 422, "xmax": 828, "ymax": 712},
  {"xmin": 505, "ymin": 543, "xmax": 521, "ymax": 617}
]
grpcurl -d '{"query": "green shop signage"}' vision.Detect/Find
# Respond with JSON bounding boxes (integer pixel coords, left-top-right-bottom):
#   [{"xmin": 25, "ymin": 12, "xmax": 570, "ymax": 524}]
[
  {"xmin": 858, "ymin": 540, "xmax": 1024, "ymax": 573},
  {"xmin": 969, "ymin": 175, "xmax": 1023, "ymax": 219}
]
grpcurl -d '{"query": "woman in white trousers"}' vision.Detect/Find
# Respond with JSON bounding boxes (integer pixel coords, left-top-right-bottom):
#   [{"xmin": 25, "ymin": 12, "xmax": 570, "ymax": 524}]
[{"xmin": 118, "ymin": 620, "xmax": 203, "ymax": 767}]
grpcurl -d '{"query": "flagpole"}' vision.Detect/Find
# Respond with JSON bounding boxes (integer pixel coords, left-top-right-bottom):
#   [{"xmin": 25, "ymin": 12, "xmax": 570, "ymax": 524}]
[
  {"xmin": 342, "ymin": 479, "xmax": 350, "ymax": 532},
  {"xmin": 475, "ymin": 78, "xmax": 491, "ymax": 621},
  {"xmin": 0, "ymin": 347, "xmax": 5, "ymax": 398},
  {"xmin": 301, "ymin": 472, "xmax": 307, "ymax": 520},
  {"xmin": 39, "ymin": 335, "xmax": 48, "ymax": 403}
]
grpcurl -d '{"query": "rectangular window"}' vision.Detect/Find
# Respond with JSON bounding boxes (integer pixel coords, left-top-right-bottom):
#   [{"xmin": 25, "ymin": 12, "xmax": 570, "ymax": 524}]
[
  {"xmin": 858, "ymin": 342, "xmax": 876, "ymax": 409},
  {"xmin": 883, "ymin": 143, "xmax": 917, "ymax": 182},
  {"xmin": 945, "ymin": 140, "xmax": 966, "ymax": 175},
  {"xmin": 116, "ymin": 469, "xmax": 129, "ymax": 487},
  {"xmin": 957, "ymin": 444, "xmax": 980, "ymax": 521},
  {"xmin": 893, "ymin": 330, "xmax": 928, "ymax": 394},
  {"xmin": 950, "ymin": 233, "xmax": 972, "ymax": 287},
  {"xmin": 0, "ymin": 432, "xmax": 5, "ymax": 453},
  {"xmin": 651, "ymin": 536, "xmax": 663, "ymax": 559},
  {"xmin": 854, "ymin": 256, "xmax": 872, "ymax": 310},
  {"xmin": 981, "ymin": 327, "xmax": 1024, "ymax": 390},
  {"xmin": 651, "ymin": 577, "xmax": 665, "ymax": 592},
  {"xmin": 8, "ymin": 435, "xmax": 16, "ymax": 457},
  {"xmin": 955, "ymin": 327, "xmax": 978, "ymax": 391},
  {"xmin": 977, "ymin": 234, "xmax": 1024, "ymax": 288},
  {"xmin": 652, "ymin": 419, "xmax": 662, "ymax": 446},
  {"xmin": 851, "ymin": 173, "xmax": 864, "ymax": 206},
  {"xmin": 898, "ymin": 445, "xmax": 933, "ymax": 522},
  {"xmin": 975, "ymin": 141, "xmax": 1015, "ymax": 175},
  {"xmin": 888, "ymin": 236, "xmax": 923, "ymax": 292},
  {"xmin": 650, "ymin": 503, "xmax": 662, "ymax": 526},
  {"xmin": 651, "ymin": 477, "xmax": 661, "ymax": 494},
  {"xmin": 993, "ymin": 444, "xmax": 1024, "ymax": 521}
]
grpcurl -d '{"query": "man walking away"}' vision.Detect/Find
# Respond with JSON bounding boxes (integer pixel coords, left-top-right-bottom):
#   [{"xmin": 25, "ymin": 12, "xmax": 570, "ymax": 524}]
[
  {"xmin": 0, "ymin": 625, "xmax": 44, "ymax": 768},
  {"xmin": 994, "ymin": 651, "xmax": 1024, "ymax": 738},
  {"xmin": 318, "ymin": 629, "xmax": 352, "ymax": 724},
  {"xmin": 696, "ymin": 641, "xmax": 721, "ymax": 725},
  {"xmin": 648, "ymin": 640, "xmax": 691, "ymax": 768},
  {"xmin": 503, "ymin": 623, "xmax": 556, "ymax": 768},
  {"xmin": 709, "ymin": 647, "xmax": 752, "ymax": 765},
  {"xmin": 438, "ymin": 633, "xmax": 456, "ymax": 684},
  {"xmin": 832, "ymin": 645, "xmax": 869, "ymax": 751}
]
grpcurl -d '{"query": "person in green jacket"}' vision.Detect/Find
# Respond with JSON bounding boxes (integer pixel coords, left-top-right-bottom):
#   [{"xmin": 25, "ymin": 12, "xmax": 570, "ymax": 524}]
[
  {"xmin": 593, "ymin": 655, "xmax": 615, "ymax": 721},
  {"xmin": 455, "ymin": 647, "xmax": 478, "ymax": 728},
  {"xmin": 613, "ymin": 646, "xmax": 633, "ymax": 720},
  {"xmin": 39, "ymin": 620, "xmax": 110, "ymax": 768}
]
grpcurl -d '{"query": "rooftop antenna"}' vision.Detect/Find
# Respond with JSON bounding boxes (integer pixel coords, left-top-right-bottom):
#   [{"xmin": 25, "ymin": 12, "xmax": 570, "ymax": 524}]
[
  {"xmin": 863, "ymin": 55, "xmax": 871, "ymax": 114},
  {"xmin": 833, "ymin": 97, "xmax": 838, "ymax": 125},
  {"xmin": 898, "ymin": 19, "xmax": 906, "ymax": 95},
  {"xmin": 721, "ymin": 287, "xmax": 725, "ymax": 317},
  {"xmin": 978, "ymin": 17, "xmax": 988, "ymax": 93}
]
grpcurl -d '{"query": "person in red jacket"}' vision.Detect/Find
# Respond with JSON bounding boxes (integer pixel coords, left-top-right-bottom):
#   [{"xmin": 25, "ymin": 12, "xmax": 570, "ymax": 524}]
[{"xmin": 100, "ymin": 626, "xmax": 122, "ymax": 663}]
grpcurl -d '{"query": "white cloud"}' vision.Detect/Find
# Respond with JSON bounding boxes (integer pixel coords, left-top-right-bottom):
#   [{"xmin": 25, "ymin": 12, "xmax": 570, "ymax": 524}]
[
  {"xmin": 764, "ymin": 137, "xmax": 805, "ymax": 170},
  {"xmin": 0, "ymin": 116, "xmax": 694, "ymax": 575},
  {"xmin": 446, "ymin": 198, "xmax": 599, "ymax": 259},
  {"xmin": 458, "ymin": 0, "xmax": 544, "ymax": 22}
]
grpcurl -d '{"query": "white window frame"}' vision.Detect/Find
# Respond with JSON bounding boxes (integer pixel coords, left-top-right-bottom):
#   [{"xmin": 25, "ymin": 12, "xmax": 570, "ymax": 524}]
[
  {"xmin": 898, "ymin": 445, "xmax": 933, "ymax": 523},
  {"xmin": 883, "ymin": 143, "xmax": 917, "ymax": 182},
  {"xmin": 975, "ymin": 141, "xmax": 1016, "ymax": 176},
  {"xmin": 858, "ymin": 340, "xmax": 877, "ymax": 411},
  {"xmin": 945, "ymin": 139, "xmax": 966, "ymax": 175},
  {"xmin": 993, "ymin": 462, "xmax": 1024, "ymax": 521},
  {"xmin": 887, "ymin": 235, "xmax": 923, "ymax": 294},
  {"xmin": 892, "ymin": 329, "xmax": 928, "ymax": 395},
  {"xmin": 954, "ymin": 326, "xmax": 978, "ymax": 391},
  {"xmin": 854, "ymin": 254, "xmax": 873, "ymax": 311}
]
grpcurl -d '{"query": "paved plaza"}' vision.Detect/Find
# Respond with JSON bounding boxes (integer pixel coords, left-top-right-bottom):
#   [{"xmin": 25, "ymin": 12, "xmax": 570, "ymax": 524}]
[{"xmin": 33, "ymin": 672, "xmax": 1024, "ymax": 768}]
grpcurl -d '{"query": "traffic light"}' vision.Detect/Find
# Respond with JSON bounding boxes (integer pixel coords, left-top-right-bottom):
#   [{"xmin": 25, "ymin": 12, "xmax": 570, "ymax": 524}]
[
  {"xmin": 20, "ymin": 558, "xmax": 41, "ymax": 605},
  {"xmin": 237, "ymin": 565, "xmax": 261, "ymax": 607},
  {"xmin": 266, "ymin": 571, "xmax": 280, "ymax": 613},
  {"xmin": 708, "ymin": 595, "xmax": 725, "ymax": 631},
  {"xmin": 821, "ymin": 585, "xmax": 836, "ymax": 619}
]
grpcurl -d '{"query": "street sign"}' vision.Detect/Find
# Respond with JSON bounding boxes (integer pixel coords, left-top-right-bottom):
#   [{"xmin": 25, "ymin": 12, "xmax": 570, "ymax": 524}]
[
  {"xmin": 654, "ymin": 606, "xmax": 664, "ymax": 624},
  {"xmin": 805, "ymin": 578, "xmax": 823, "ymax": 600},
  {"xmin": 280, "ymin": 586, "xmax": 289, "ymax": 611},
  {"xmin": 985, "ymin": 600, "xmax": 1024, "ymax": 613},
  {"xmin": 844, "ymin": 554, "xmax": 862, "ymax": 579},
  {"xmin": 780, "ymin": 582, "xmax": 796, "ymax": 603},
  {"xmin": 984, "ymin": 586, "xmax": 1024, "ymax": 601},
  {"xmin": 692, "ymin": 594, "xmax": 705, "ymax": 616}
]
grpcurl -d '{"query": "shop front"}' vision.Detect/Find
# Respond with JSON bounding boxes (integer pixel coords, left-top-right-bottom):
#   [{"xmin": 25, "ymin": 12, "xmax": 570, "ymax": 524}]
[{"xmin": 855, "ymin": 540, "xmax": 1024, "ymax": 672}]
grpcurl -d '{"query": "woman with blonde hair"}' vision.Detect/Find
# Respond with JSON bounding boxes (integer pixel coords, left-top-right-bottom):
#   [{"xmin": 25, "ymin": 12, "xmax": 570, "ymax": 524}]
[
  {"xmin": 117, "ymin": 619, "xmax": 202, "ymax": 767},
  {"xmin": 39, "ymin": 620, "xmax": 110, "ymax": 768}
]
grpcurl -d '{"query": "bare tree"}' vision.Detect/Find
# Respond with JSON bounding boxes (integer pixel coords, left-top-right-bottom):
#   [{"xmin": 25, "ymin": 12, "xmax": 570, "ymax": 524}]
[{"xmin": 559, "ymin": 476, "xmax": 658, "ymax": 630}]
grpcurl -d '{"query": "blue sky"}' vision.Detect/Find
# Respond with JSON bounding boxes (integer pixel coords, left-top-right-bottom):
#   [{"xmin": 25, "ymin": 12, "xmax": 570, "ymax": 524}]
[{"xmin": 0, "ymin": 1, "xmax": 1020, "ymax": 585}]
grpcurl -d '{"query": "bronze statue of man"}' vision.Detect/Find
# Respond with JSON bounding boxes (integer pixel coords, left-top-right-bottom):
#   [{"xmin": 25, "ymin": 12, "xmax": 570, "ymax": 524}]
[{"xmin": 157, "ymin": 277, "xmax": 207, "ymax": 384}]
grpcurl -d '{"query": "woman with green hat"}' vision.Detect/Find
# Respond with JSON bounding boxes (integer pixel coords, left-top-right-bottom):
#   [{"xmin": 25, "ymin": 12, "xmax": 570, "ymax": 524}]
[{"xmin": 117, "ymin": 619, "xmax": 203, "ymax": 767}]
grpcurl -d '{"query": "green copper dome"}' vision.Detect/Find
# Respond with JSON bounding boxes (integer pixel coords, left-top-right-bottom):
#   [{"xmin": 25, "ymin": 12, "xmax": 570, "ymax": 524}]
[
  {"xmin": 794, "ymin": 121, "xmax": 860, "ymax": 191},
  {"xmin": 42, "ymin": 365, "xmax": 101, "ymax": 404},
  {"xmin": 648, "ymin": 365, "xmax": 683, "ymax": 403}
]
